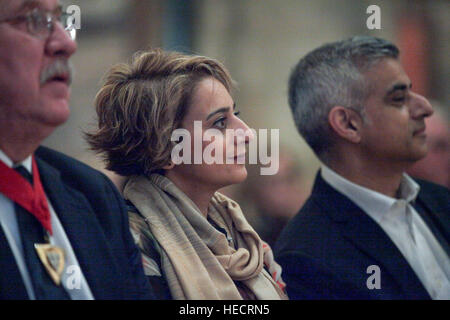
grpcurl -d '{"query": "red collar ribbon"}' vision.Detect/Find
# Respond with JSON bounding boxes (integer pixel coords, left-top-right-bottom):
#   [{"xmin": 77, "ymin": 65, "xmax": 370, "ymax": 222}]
[{"xmin": 0, "ymin": 156, "xmax": 52, "ymax": 235}]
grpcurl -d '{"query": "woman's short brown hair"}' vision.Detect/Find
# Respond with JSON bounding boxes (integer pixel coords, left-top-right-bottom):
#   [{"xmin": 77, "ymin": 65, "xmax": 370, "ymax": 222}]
[{"xmin": 85, "ymin": 49, "xmax": 234, "ymax": 176}]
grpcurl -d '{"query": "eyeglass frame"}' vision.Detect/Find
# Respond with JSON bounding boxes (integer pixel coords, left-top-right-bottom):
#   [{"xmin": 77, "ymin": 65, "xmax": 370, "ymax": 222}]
[{"xmin": 0, "ymin": 6, "xmax": 76, "ymax": 41}]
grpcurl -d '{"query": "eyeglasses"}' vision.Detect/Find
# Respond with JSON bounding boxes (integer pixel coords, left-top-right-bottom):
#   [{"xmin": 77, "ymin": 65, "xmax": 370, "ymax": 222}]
[{"xmin": 0, "ymin": 6, "xmax": 76, "ymax": 41}]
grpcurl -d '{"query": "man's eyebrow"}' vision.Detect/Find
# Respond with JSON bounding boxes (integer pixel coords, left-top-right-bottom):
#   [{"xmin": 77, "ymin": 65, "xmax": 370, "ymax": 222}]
[
  {"xmin": 14, "ymin": 1, "xmax": 40, "ymax": 14},
  {"xmin": 206, "ymin": 103, "xmax": 236, "ymax": 121},
  {"xmin": 386, "ymin": 82, "xmax": 412, "ymax": 96},
  {"xmin": 14, "ymin": 1, "xmax": 61, "ymax": 15}
]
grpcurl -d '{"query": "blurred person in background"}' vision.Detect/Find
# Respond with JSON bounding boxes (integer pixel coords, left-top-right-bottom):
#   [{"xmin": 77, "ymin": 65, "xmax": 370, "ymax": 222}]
[
  {"xmin": 234, "ymin": 149, "xmax": 310, "ymax": 247},
  {"xmin": 407, "ymin": 103, "xmax": 450, "ymax": 189},
  {"xmin": 86, "ymin": 49, "xmax": 287, "ymax": 300}
]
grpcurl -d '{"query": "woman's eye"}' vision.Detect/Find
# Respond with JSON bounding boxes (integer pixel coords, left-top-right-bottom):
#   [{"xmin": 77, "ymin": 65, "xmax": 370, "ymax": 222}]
[
  {"xmin": 234, "ymin": 111, "xmax": 241, "ymax": 117},
  {"xmin": 213, "ymin": 117, "xmax": 227, "ymax": 129}
]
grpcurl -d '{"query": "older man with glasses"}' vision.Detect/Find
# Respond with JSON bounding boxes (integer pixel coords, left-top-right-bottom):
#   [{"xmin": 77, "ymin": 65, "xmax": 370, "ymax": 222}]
[{"xmin": 0, "ymin": 0, "xmax": 154, "ymax": 300}]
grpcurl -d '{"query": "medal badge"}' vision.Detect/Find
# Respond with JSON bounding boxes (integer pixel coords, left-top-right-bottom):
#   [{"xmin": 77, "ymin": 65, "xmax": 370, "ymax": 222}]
[
  {"xmin": 34, "ymin": 244, "xmax": 65, "ymax": 286},
  {"xmin": 0, "ymin": 158, "xmax": 66, "ymax": 286}
]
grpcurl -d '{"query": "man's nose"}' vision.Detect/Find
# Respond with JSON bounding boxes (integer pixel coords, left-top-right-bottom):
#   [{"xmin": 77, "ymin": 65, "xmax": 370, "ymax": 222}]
[
  {"xmin": 410, "ymin": 92, "xmax": 433, "ymax": 119},
  {"xmin": 45, "ymin": 21, "xmax": 77, "ymax": 58}
]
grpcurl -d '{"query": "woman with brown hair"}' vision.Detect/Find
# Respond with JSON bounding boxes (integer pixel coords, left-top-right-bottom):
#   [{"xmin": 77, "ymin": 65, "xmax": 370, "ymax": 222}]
[{"xmin": 85, "ymin": 49, "xmax": 287, "ymax": 300}]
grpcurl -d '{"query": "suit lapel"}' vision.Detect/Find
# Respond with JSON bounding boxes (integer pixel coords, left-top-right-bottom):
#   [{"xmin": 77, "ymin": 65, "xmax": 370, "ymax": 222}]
[
  {"xmin": 413, "ymin": 194, "xmax": 450, "ymax": 257},
  {"xmin": 35, "ymin": 157, "xmax": 123, "ymax": 299},
  {"xmin": 313, "ymin": 173, "xmax": 430, "ymax": 299},
  {"xmin": 0, "ymin": 228, "xmax": 29, "ymax": 299}
]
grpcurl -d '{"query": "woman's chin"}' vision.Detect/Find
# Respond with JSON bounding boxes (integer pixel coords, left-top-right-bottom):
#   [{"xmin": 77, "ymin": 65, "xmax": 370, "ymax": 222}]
[{"xmin": 226, "ymin": 165, "xmax": 248, "ymax": 185}]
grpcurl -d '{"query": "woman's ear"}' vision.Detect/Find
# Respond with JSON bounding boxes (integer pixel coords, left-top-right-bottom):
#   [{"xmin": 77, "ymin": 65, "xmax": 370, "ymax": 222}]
[{"xmin": 328, "ymin": 106, "xmax": 363, "ymax": 144}]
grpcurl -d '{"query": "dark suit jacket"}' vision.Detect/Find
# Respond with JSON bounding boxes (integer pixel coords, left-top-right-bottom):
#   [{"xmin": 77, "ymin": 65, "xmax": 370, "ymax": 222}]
[
  {"xmin": 274, "ymin": 171, "xmax": 449, "ymax": 300},
  {"xmin": 0, "ymin": 146, "xmax": 154, "ymax": 299}
]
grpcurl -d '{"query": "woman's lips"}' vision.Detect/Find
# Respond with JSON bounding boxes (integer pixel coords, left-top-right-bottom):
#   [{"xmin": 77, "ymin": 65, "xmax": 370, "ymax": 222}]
[{"xmin": 228, "ymin": 153, "xmax": 246, "ymax": 163}]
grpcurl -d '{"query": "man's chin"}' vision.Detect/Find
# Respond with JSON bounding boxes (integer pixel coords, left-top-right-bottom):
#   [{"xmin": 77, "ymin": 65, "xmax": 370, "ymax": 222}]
[
  {"xmin": 408, "ymin": 148, "xmax": 428, "ymax": 164},
  {"xmin": 38, "ymin": 100, "xmax": 71, "ymax": 127}
]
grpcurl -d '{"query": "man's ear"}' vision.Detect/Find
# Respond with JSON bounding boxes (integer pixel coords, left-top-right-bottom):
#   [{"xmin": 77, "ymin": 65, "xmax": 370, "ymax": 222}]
[
  {"xmin": 328, "ymin": 106, "xmax": 363, "ymax": 144},
  {"xmin": 163, "ymin": 161, "xmax": 175, "ymax": 170}
]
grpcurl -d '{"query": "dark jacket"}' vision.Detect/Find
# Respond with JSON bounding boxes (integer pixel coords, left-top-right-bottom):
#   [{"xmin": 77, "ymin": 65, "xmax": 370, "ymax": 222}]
[
  {"xmin": 274, "ymin": 171, "xmax": 449, "ymax": 300},
  {"xmin": 0, "ymin": 146, "xmax": 154, "ymax": 299}
]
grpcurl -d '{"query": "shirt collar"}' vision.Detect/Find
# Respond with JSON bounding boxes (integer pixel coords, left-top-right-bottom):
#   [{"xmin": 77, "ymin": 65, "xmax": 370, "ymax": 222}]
[
  {"xmin": 321, "ymin": 164, "xmax": 420, "ymax": 224},
  {"xmin": 397, "ymin": 174, "xmax": 420, "ymax": 203},
  {"xmin": 0, "ymin": 149, "xmax": 33, "ymax": 174}
]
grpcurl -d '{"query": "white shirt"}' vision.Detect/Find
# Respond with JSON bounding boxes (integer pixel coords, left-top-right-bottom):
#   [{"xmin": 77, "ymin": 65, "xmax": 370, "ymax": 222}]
[
  {"xmin": 0, "ymin": 150, "xmax": 94, "ymax": 300},
  {"xmin": 321, "ymin": 165, "xmax": 450, "ymax": 299}
]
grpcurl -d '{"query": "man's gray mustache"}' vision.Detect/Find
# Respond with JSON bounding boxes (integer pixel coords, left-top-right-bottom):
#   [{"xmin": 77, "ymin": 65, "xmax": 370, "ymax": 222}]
[{"xmin": 40, "ymin": 60, "xmax": 74, "ymax": 85}]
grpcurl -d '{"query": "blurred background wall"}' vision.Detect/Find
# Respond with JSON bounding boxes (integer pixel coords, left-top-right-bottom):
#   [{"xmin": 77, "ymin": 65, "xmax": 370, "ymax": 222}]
[{"xmin": 45, "ymin": 0, "xmax": 449, "ymax": 242}]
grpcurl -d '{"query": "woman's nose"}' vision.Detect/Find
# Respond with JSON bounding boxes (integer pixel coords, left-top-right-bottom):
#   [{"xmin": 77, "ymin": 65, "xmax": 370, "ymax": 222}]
[{"xmin": 235, "ymin": 118, "xmax": 254, "ymax": 144}]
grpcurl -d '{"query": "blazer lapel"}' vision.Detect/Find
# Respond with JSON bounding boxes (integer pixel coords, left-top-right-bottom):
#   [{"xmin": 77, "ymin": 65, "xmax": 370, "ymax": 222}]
[
  {"xmin": 0, "ymin": 228, "xmax": 29, "ymax": 299},
  {"xmin": 313, "ymin": 173, "xmax": 430, "ymax": 299},
  {"xmin": 35, "ymin": 157, "xmax": 124, "ymax": 299},
  {"xmin": 413, "ymin": 188, "xmax": 450, "ymax": 257}
]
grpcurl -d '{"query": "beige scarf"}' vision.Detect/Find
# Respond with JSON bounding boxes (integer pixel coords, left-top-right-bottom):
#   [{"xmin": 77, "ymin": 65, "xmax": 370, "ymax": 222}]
[{"xmin": 123, "ymin": 174, "xmax": 287, "ymax": 300}]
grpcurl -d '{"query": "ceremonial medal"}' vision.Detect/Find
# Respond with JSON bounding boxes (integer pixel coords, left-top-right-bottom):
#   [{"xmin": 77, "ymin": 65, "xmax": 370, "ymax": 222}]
[{"xmin": 34, "ymin": 244, "xmax": 65, "ymax": 286}]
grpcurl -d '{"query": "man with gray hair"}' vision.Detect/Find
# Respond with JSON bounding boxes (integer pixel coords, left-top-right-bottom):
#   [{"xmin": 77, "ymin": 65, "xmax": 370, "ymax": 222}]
[
  {"xmin": 275, "ymin": 36, "xmax": 449, "ymax": 299},
  {"xmin": 0, "ymin": 0, "xmax": 153, "ymax": 299}
]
